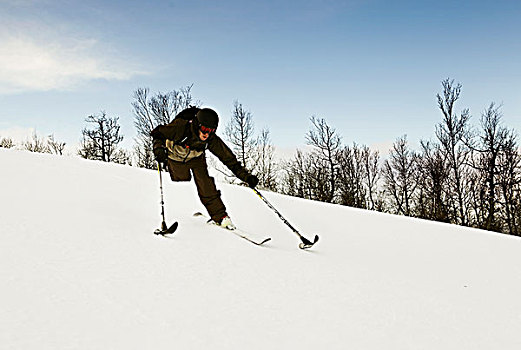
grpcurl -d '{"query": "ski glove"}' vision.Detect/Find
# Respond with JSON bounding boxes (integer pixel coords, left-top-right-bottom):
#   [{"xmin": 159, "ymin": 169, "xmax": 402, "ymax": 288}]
[
  {"xmin": 153, "ymin": 146, "xmax": 168, "ymax": 164},
  {"xmin": 246, "ymin": 174, "xmax": 259, "ymax": 188}
]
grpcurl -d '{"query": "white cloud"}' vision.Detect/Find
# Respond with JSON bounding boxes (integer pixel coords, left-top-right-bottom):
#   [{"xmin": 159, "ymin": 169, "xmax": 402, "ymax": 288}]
[{"xmin": 0, "ymin": 33, "xmax": 147, "ymax": 94}]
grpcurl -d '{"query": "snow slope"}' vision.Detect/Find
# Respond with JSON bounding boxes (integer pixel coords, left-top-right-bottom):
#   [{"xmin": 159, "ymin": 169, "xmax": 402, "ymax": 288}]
[{"xmin": 1, "ymin": 148, "xmax": 521, "ymax": 349}]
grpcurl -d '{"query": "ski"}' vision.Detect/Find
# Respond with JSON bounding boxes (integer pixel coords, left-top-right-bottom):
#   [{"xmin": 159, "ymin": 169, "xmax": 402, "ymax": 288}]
[
  {"xmin": 154, "ymin": 221, "xmax": 178, "ymax": 236},
  {"xmin": 193, "ymin": 212, "xmax": 271, "ymax": 246}
]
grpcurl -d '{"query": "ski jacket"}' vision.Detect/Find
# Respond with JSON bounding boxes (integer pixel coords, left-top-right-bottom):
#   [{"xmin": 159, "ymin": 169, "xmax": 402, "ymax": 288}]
[{"xmin": 151, "ymin": 119, "xmax": 251, "ymax": 182}]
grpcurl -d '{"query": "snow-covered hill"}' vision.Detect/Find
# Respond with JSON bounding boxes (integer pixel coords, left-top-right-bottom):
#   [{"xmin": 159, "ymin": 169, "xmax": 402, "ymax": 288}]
[{"xmin": 2, "ymin": 148, "xmax": 521, "ymax": 349}]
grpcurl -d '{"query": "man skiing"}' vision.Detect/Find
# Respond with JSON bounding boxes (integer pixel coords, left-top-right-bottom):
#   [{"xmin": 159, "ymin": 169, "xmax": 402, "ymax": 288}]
[{"xmin": 150, "ymin": 107, "xmax": 258, "ymax": 230}]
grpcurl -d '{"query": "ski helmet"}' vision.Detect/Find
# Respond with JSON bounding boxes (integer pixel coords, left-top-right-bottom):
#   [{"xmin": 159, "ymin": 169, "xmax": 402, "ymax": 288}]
[{"xmin": 196, "ymin": 108, "xmax": 219, "ymax": 130}]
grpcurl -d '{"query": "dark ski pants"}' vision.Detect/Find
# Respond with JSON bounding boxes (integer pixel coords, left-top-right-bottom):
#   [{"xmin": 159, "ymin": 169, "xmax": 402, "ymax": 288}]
[{"xmin": 167, "ymin": 156, "xmax": 227, "ymax": 222}]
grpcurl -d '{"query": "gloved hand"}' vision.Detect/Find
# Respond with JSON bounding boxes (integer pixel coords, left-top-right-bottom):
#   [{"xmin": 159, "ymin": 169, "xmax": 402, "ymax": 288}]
[
  {"xmin": 153, "ymin": 146, "xmax": 168, "ymax": 164},
  {"xmin": 246, "ymin": 174, "xmax": 259, "ymax": 188}
]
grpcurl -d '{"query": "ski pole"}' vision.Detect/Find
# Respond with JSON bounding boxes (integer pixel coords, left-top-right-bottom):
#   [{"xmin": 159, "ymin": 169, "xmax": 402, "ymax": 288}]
[
  {"xmin": 158, "ymin": 162, "xmax": 167, "ymax": 231},
  {"xmin": 154, "ymin": 162, "xmax": 178, "ymax": 235},
  {"xmin": 251, "ymin": 187, "xmax": 319, "ymax": 249}
]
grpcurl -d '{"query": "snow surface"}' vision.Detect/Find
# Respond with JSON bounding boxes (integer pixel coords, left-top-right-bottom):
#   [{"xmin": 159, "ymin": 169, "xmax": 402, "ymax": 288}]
[{"xmin": 2, "ymin": 148, "xmax": 521, "ymax": 349}]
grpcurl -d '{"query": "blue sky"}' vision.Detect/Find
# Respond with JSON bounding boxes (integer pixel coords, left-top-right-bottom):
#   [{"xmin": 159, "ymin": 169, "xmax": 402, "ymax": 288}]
[{"xmin": 1, "ymin": 0, "xmax": 520, "ymax": 155}]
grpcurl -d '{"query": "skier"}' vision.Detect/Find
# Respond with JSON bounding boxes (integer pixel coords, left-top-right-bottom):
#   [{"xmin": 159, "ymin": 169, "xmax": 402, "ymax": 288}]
[{"xmin": 150, "ymin": 107, "xmax": 258, "ymax": 230}]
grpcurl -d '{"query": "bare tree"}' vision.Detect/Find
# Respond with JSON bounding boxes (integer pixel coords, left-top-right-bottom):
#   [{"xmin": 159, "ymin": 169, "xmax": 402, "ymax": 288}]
[
  {"xmin": 467, "ymin": 103, "xmax": 513, "ymax": 232},
  {"xmin": 78, "ymin": 112, "xmax": 125, "ymax": 163},
  {"xmin": 335, "ymin": 143, "xmax": 367, "ymax": 208},
  {"xmin": 496, "ymin": 131, "xmax": 521, "ymax": 235},
  {"xmin": 133, "ymin": 138, "xmax": 155, "ymax": 169},
  {"xmin": 253, "ymin": 128, "xmax": 278, "ymax": 191},
  {"xmin": 132, "ymin": 85, "xmax": 198, "ymax": 169},
  {"xmin": 225, "ymin": 100, "xmax": 256, "ymax": 172},
  {"xmin": 47, "ymin": 134, "xmax": 66, "ymax": 155},
  {"xmin": 305, "ymin": 116, "xmax": 342, "ymax": 203},
  {"xmin": 0, "ymin": 137, "xmax": 15, "ymax": 149},
  {"xmin": 280, "ymin": 150, "xmax": 312, "ymax": 199},
  {"xmin": 24, "ymin": 132, "xmax": 50, "ymax": 153},
  {"xmin": 415, "ymin": 140, "xmax": 450, "ymax": 222},
  {"xmin": 362, "ymin": 146, "xmax": 382, "ymax": 211},
  {"xmin": 383, "ymin": 135, "xmax": 418, "ymax": 216},
  {"xmin": 281, "ymin": 149, "xmax": 336, "ymax": 202},
  {"xmin": 435, "ymin": 78, "xmax": 472, "ymax": 225},
  {"xmin": 112, "ymin": 149, "xmax": 133, "ymax": 165}
]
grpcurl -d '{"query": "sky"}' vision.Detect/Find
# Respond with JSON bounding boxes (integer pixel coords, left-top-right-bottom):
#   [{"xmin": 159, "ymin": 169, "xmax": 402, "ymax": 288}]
[{"xmin": 1, "ymin": 0, "xmax": 520, "ymax": 155}]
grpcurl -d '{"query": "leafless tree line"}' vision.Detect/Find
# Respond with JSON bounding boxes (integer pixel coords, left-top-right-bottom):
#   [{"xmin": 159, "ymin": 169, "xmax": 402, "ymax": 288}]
[
  {"xmin": 280, "ymin": 79, "xmax": 521, "ymax": 236},
  {"xmin": 280, "ymin": 118, "xmax": 385, "ymax": 211},
  {"xmin": 0, "ymin": 133, "xmax": 66, "ymax": 155}
]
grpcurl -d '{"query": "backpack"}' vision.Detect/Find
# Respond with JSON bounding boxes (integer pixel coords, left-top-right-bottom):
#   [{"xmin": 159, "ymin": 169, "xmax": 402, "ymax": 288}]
[
  {"xmin": 171, "ymin": 106, "xmax": 206, "ymax": 148},
  {"xmin": 172, "ymin": 106, "xmax": 200, "ymax": 123}
]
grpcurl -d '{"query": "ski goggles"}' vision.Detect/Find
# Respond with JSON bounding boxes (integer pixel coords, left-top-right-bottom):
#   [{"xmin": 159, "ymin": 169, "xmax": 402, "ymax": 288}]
[{"xmin": 200, "ymin": 125, "xmax": 216, "ymax": 134}]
